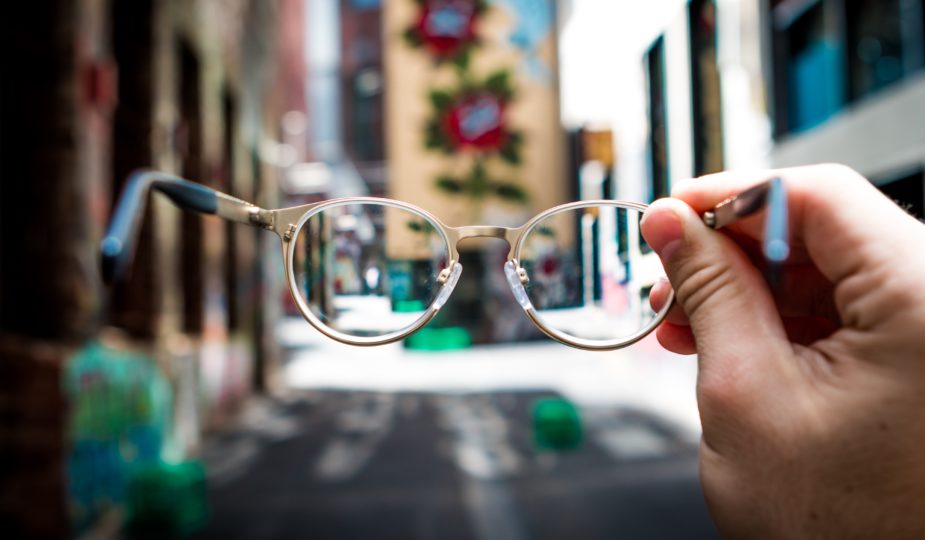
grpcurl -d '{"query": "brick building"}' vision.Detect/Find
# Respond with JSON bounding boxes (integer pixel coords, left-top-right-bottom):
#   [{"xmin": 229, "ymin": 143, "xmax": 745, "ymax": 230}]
[{"xmin": 0, "ymin": 0, "xmax": 307, "ymax": 537}]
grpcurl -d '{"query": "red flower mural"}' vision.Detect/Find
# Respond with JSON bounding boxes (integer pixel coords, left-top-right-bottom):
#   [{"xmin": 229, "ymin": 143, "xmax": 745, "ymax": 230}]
[
  {"xmin": 404, "ymin": 0, "xmax": 528, "ymax": 206},
  {"xmin": 404, "ymin": 0, "xmax": 487, "ymax": 63},
  {"xmin": 443, "ymin": 92, "xmax": 506, "ymax": 150},
  {"xmin": 425, "ymin": 70, "xmax": 522, "ymax": 163}
]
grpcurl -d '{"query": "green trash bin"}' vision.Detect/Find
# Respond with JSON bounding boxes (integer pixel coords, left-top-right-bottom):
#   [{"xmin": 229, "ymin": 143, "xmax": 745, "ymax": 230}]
[
  {"xmin": 126, "ymin": 460, "xmax": 208, "ymax": 535},
  {"xmin": 532, "ymin": 398, "xmax": 583, "ymax": 451},
  {"xmin": 404, "ymin": 326, "xmax": 472, "ymax": 351}
]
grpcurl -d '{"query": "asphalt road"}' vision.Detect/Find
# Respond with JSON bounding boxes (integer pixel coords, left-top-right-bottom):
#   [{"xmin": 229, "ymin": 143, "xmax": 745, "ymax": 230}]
[{"xmin": 186, "ymin": 390, "xmax": 719, "ymax": 540}]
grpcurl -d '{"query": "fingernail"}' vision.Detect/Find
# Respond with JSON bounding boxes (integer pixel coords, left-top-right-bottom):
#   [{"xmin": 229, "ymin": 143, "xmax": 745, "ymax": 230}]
[{"xmin": 641, "ymin": 206, "xmax": 683, "ymax": 261}]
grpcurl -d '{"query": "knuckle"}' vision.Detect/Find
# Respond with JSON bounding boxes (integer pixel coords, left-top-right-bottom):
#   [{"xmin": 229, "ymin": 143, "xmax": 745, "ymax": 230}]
[
  {"xmin": 812, "ymin": 163, "xmax": 865, "ymax": 183},
  {"xmin": 673, "ymin": 260, "xmax": 737, "ymax": 320},
  {"xmin": 697, "ymin": 365, "xmax": 752, "ymax": 417}
]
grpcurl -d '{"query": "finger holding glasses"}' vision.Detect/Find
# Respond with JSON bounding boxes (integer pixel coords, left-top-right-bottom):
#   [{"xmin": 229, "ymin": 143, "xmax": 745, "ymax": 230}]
[{"xmin": 640, "ymin": 165, "xmax": 925, "ymax": 538}]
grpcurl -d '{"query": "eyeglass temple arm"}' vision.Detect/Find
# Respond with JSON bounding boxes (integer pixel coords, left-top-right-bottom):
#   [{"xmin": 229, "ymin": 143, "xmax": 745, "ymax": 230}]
[
  {"xmin": 101, "ymin": 169, "xmax": 272, "ymax": 284},
  {"xmin": 702, "ymin": 176, "xmax": 789, "ymax": 263}
]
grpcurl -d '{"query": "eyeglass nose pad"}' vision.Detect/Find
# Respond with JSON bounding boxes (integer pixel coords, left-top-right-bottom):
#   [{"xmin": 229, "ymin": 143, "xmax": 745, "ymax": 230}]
[
  {"xmin": 432, "ymin": 262, "xmax": 463, "ymax": 310},
  {"xmin": 504, "ymin": 261, "xmax": 535, "ymax": 311}
]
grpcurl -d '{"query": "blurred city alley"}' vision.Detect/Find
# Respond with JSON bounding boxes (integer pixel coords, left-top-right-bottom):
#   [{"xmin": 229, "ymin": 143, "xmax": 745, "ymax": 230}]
[
  {"xmin": 183, "ymin": 324, "xmax": 715, "ymax": 540},
  {"xmin": 4, "ymin": 0, "xmax": 925, "ymax": 539}
]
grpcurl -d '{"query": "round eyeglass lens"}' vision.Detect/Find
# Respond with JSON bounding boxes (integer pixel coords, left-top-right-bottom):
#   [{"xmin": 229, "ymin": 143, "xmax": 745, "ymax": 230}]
[
  {"xmin": 291, "ymin": 201, "xmax": 450, "ymax": 339},
  {"xmin": 518, "ymin": 203, "xmax": 666, "ymax": 345}
]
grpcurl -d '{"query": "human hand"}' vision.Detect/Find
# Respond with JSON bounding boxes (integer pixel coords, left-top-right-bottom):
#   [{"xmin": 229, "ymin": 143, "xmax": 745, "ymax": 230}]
[{"xmin": 640, "ymin": 164, "xmax": 925, "ymax": 538}]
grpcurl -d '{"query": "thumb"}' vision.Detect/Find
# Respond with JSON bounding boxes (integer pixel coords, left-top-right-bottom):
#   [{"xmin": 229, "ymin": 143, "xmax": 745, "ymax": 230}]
[{"xmin": 641, "ymin": 198, "xmax": 790, "ymax": 370}]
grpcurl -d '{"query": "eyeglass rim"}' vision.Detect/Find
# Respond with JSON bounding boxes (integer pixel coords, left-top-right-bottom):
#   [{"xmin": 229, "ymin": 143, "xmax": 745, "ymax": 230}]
[
  {"xmin": 281, "ymin": 196, "xmax": 672, "ymax": 350},
  {"xmin": 510, "ymin": 199, "xmax": 650, "ymax": 256},
  {"xmin": 511, "ymin": 200, "xmax": 671, "ymax": 351},
  {"xmin": 284, "ymin": 197, "xmax": 454, "ymax": 346},
  {"xmin": 103, "ymin": 170, "xmax": 778, "ymax": 351}
]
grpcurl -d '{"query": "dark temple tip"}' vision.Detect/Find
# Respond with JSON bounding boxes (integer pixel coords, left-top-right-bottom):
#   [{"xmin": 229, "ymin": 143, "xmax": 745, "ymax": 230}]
[
  {"xmin": 99, "ymin": 170, "xmax": 219, "ymax": 286},
  {"xmin": 100, "ymin": 236, "xmax": 124, "ymax": 284}
]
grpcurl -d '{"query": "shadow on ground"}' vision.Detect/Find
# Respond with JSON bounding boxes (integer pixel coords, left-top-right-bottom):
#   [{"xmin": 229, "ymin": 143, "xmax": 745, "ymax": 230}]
[{"xmin": 136, "ymin": 390, "xmax": 718, "ymax": 540}]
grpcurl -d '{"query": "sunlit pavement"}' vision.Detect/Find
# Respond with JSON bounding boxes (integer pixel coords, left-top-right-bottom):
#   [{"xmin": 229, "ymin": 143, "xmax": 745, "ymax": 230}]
[
  {"xmin": 278, "ymin": 317, "xmax": 702, "ymax": 435},
  {"xmin": 187, "ymin": 318, "xmax": 717, "ymax": 540}
]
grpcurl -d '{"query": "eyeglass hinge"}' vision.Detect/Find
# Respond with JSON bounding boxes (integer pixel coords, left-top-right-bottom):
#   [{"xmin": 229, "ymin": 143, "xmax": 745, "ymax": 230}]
[{"xmin": 247, "ymin": 207, "xmax": 275, "ymax": 230}]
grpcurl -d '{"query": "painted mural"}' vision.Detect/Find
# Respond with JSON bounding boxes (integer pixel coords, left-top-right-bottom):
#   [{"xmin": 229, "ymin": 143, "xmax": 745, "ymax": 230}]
[
  {"xmin": 65, "ymin": 341, "xmax": 172, "ymax": 532},
  {"xmin": 385, "ymin": 0, "xmax": 564, "ymax": 343}
]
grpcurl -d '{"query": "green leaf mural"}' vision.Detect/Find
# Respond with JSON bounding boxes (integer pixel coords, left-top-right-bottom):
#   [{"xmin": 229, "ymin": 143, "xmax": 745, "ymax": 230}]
[{"xmin": 405, "ymin": 0, "xmax": 529, "ymax": 209}]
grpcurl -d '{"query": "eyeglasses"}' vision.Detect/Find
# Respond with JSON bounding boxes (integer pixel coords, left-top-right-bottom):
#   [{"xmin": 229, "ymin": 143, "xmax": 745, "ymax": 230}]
[{"xmin": 102, "ymin": 170, "xmax": 787, "ymax": 351}]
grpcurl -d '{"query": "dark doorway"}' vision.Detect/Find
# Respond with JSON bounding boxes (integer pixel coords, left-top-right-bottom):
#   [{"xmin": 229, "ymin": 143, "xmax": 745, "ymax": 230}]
[
  {"xmin": 250, "ymin": 146, "xmax": 267, "ymax": 392},
  {"xmin": 222, "ymin": 89, "xmax": 240, "ymax": 334},
  {"xmin": 179, "ymin": 41, "xmax": 205, "ymax": 334},
  {"xmin": 110, "ymin": 0, "xmax": 159, "ymax": 338}
]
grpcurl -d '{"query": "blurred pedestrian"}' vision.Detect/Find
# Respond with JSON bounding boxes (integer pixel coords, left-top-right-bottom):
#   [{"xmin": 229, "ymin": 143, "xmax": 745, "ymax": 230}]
[{"xmin": 640, "ymin": 164, "xmax": 925, "ymax": 538}]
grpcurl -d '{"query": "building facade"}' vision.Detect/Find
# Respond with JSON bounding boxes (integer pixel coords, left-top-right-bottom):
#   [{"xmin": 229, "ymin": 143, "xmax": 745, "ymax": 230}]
[
  {"xmin": 616, "ymin": 0, "xmax": 924, "ymax": 218},
  {"xmin": 0, "ymin": 1, "xmax": 306, "ymax": 537},
  {"xmin": 765, "ymin": 0, "xmax": 925, "ymax": 216}
]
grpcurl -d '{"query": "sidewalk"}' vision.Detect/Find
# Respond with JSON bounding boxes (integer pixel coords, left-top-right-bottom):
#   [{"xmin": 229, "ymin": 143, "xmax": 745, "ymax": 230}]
[{"xmin": 277, "ymin": 317, "xmax": 702, "ymax": 439}]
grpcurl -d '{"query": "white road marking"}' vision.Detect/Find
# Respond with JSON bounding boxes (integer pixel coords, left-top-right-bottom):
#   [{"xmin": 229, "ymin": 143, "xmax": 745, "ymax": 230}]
[
  {"xmin": 594, "ymin": 424, "xmax": 671, "ymax": 460},
  {"xmin": 437, "ymin": 396, "xmax": 527, "ymax": 540},
  {"xmin": 281, "ymin": 318, "xmax": 701, "ymax": 439},
  {"xmin": 313, "ymin": 394, "xmax": 395, "ymax": 482},
  {"xmin": 206, "ymin": 438, "xmax": 260, "ymax": 487}
]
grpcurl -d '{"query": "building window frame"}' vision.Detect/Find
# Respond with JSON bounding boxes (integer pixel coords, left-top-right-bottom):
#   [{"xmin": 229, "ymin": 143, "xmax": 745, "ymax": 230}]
[{"xmin": 768, "ymin": 0, "xmax": 925, "ymax": 139}]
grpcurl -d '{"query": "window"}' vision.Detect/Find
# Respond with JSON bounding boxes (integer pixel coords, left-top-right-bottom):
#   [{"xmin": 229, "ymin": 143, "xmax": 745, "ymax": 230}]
[
  {"xmin": 689, "ymin": 0, "xmax": 724, "ymax": 176},
  {"xmin": 642, "ymin": 36, "xmax": 669, "ymax": 255},
  {"xmin": 645, "ymin": 36, "xmax": 670, "ymax": 202},
  {"xmin": 846, "ymin": 0, "xmax": 906, "ymax": 100},
  {"xmin": 350, "ymin": 0, "xmax": 380, "ymax": 9},
  {"xmin": 341, "ymin": 3, "xmax": 384, "ymax": 163},
  {"xmin": 770, "ymin": 0, "xmax": 925, "ymax": 137},
  {"xmin": 771, "ymin": 0, "xmax": 845, "ymax": 135},
  {"xmin": 348, "ymin": 69, "xmax": 384, "ymax": 161}
]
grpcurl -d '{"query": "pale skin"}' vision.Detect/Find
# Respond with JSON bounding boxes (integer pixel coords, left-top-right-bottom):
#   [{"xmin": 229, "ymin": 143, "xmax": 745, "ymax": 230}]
[{"xmin": 639, "ymin": 164, "xmax": 925, "ymax": 539}]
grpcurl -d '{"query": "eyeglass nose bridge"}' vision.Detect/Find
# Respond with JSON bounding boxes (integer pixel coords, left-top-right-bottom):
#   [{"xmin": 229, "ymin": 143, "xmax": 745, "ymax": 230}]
[
  {"xmin": 443, "ymin": 222, "xmax": 532, "ymax": 289},
  {"xmin": 441, "ymin": 223, "xmax": 536, "ymax": 312},
  {"xmin": 444, "ymin": 224, "xmax": 524, "ymax": 260}
]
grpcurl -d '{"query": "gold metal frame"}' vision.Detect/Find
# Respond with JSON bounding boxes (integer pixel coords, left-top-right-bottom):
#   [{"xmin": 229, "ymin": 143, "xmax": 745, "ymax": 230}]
[
  {"xmin": 104, "ymin": 170, "xmax": 783, "ymax": 352},
  {"xmin": 253, "ymin": 196, "xmax": 671, "ymax": 351}
]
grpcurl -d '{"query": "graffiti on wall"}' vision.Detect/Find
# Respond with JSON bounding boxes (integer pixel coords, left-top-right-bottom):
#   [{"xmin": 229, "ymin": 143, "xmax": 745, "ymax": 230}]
[{"xmin": 65, "ymin": 341, "xmax": 172, "ymax": 532}]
